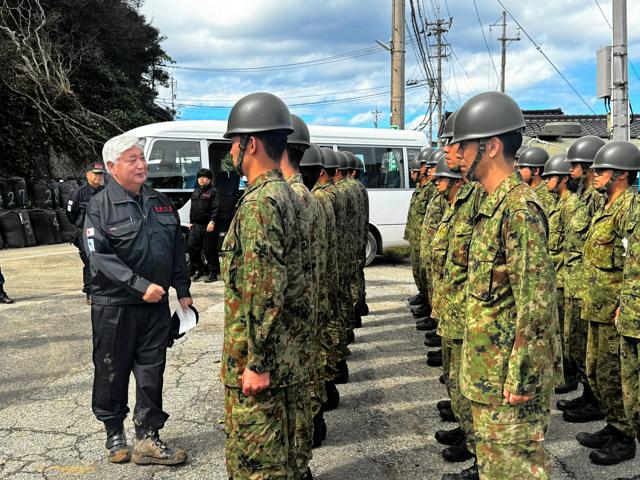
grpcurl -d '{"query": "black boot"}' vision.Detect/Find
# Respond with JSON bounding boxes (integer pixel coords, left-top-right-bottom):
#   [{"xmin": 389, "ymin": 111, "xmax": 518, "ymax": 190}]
[
  {"xmin": 105, "ymin": 428, "xmax": 131, "ymax": 463},
  {"xmin": 442, "ymin": 438, "xmax": 474, "ymax": 462},
  {"xmin": 312, "ymin": 411, "xmax": 326, "ymax": 448},
  {"xmin": 334, "ymin": 361, "xmax": 349, "ymax": 385},
  {"xmin": 563, "ymin": 403, "xmax": 605, "ymax": 423},
  {"xmin": 302, "ymin": 467, "xmax": 314, "ymax": 480},
  {"xmin": 590, "ymin": 430, "xmax": 636, "ymax": 465},
  {"xmin": 353, "ymin": 313, "xmax": 362, "ymax": 329},
  {"xmin": 435, "ymin": 426, "xmax": 464, "ymax": 446},
  {"xmin": 427, "ymin": 350, "xmax": 443, "ymax": 367},
  {"xmin": 357, "ymin": 302, "xmax": 369, "ymax": 316},
  {"xmin": 437, "ymin": 399, "xmax": 451, "ymax": 411},
  {"xmin": 441, "ymin": 462, "xmax": 479, "ymax": 480},
  {"xmin": 191, "ymin": 269, "xmax": 204, "ymax": 282},
  {"xmin": 427, "ymin": 348, "xmax": 442, "ymax": 358},
  {"xmin": 0, "ymin": 290, "xmax": 14, "ymax": 304},
  {"xmin": 323, "ymin": 381, "xmax": 340, "ymax": 411},
  {"xmin": 439, "ymin": 407, "xmax": 456, "ymax": 422},
  {"xmin": 555, "ymin": 376, "xmax": 579, "ymax": 394},
  {"xmin": 412, "ymin": 304, "xmax": 431, "ymax": 317},
  {"xmin": 204, "ymin": 271, "xmax": 218, "ymax": 283},
  {"xmin": 424, "ymin": 329, "xmax": 438, "ymax": 339},
  {"xmin": 439, "ymin": 374, "xmax": 446, "ymax": 385},
  {"xmin": 347, "ymin": 329, "xmax": 355, "ymax": 344},
  {"xmin": 408, "ymin": 292, "xmax": 426, "ymax": 305},
  {"xmin": 577, "ymin": 424, "xmax": 618, "ymax": 448},
  {"xmin": 425, "ymin": 335, "xmax": 442, "ymax": 347},
  {"xmin": 557, "ymin": 394, "xmax": 586, "ymax": 411},
  {"xmin": 416, "ymin": 317, "xmax": 436, "ymax": 331}
]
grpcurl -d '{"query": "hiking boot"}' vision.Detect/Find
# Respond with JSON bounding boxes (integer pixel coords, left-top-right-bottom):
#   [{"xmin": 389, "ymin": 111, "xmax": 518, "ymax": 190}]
[
  {"xmin": 416, "ymin": 318, "xmax": 436, "ymax": 331},
  {"xmin": 425, "ymin": 335, "xmax": 442, "ymax": 348},
  {"xmin": 204, "ymin": 272, "xmax": 217, "ymax": 283},
  {"xmin": 563, "ymin": 403, "xmax": 605, "ymax": 423},
  {"xmin": 577, "ymin": 425, "xmax": 618, "ymax": 448},
  {"xmin": 412, "ymin": 304, "xmax": 431, "ymax": 317},
  {"xmin": 435, "ymin": 426, "xmax": 464, "ymax": 446},
  {"xmin": 427, "ymin": 348, "xmax": 442, "ymax": 359},
  {"xmin": 555, "ymin": 376, "xmax": 579, "ymax": 394},
  {"xmin": 408, "ymin": 293, "xmax": 426, "ymax": 305},
  {"xmin": 132, "ymin": 427, "xmax": 187, "ymax": 466},
  {"xmin": 590, "ymin": 432, "xmax": 636, "ymax": 465},
  {"xmin": 424, "ymin": 329, "xmax": 438, "ymax": 339},
  {"xmin": 442, "ymin": 438, "xmax": 474, "ymax": 462},
  {"xmin": 439, "ymin": 407, "xmax": 456, "ymax": 422},
  {"xmin": 556, "ymin": 394, "xmax": 586, "ymax": 411},
  {"xmin": 437, "ymin": 399, "xmax": 452, "ymax": 411},
  {"xmin": 105, "ymin": 429, "xmax": 130, "ymax": 463},
  {"xmin": 441, "ymin": 462, "xmax": 479, "ymax": 480},
  {"xmin": 323, "ymin": 381, "xmax": 340, "ymax": 411},
  {"xmin": 0, "ymin": 291, "xmax": 14, "ymax": 304}
]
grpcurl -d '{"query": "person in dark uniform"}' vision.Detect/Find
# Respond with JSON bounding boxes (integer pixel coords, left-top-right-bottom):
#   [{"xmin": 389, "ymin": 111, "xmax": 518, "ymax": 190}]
[
  {"xmin": 0, "ymin": 267, "xmax": 14, "ymax": 304},
  {"xmin": 187, "ymin": 168, "xmax": 220, "ymax": 283},
  {"xmin": 84, "ymin": 134, "xmax": 192, "ymax": 466},
  {"xmin": 66, "ymin": 161, "xmax": 106, "ymax": 303}
]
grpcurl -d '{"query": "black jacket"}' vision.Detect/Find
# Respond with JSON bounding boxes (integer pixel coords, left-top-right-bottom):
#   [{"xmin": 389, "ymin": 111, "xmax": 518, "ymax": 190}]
[
  {"xmin": 66, "ymin": 183, "xmax": 105, "ymax": 230},
  {"xmin": 189, "ymin": 184, "xmax": 219, "ymax": 225},
  {"xmin": 83, "ymin": 181, "xmax": 191, "ymax": 305}
]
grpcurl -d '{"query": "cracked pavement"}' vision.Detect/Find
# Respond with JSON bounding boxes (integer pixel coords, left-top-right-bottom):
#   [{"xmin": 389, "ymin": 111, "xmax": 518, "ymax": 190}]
[{"xmin": 0, "ymin": 244, "xmax": 638, "ymax": 479}]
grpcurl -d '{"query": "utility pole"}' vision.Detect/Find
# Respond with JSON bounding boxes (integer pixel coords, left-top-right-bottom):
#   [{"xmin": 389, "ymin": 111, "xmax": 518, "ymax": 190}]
[
  {"xmin": 170, "ymin": 77, "xmax": 177, "ymax": 111},
  {"xmin": 492, "ymin": 11, "xmax": 520, "ymax": 93},
  {"xmin": 427, "ymin": 17, "xmax": 452, "ymax": 146},
  {"xmin": 390, "ymin": 0, "xmax": 405, "ymax": 129},
  {"xmin": 372, "ymin": 106, "xmax": 382, "ymax": 128},
  {"xmin": 611, "ymin": 0, "xmax": 629, "ymax": 140}
]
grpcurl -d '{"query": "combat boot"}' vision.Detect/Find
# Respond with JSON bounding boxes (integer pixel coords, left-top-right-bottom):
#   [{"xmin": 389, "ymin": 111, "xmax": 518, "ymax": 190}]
[
  {"xmin": 441, "ymin": 463, "xmax": 479, "ymax": 480},
  {"xmin": 412, "ymin": 304, "xmax": 431, "ymax": 317},
  {"xmin": 105, "ymin": 428, "xmax": 130, "ymax": 463},
  {"xmin": 424, "ymin": 329, "xmax": 438, "ymax": 339},
  {"xmin": 408, "ymin": 292, "xmax": 426, "ymax": 305},
  {"xmin": 346, "ymin": 329, "xmax": 355, "ymax": 344},
  {"xmin": 132, "ymin": 427, "xmax": 187, "ymax": 466},
  {"xmin": 204, "ymin": 272, "xmax": 217, "ymax": 283},
  {"xmin": 357, "ymin": 302, "xmax": 369, "ymax": 316},
  {"xmin": 555, "ymin": 376, "xmax": 579, "ymax": 394},
  {"xmin": 353, "ymin": 313, "xmax": 362, "ymax": 329},
  {"xmin": 556, "ymin": 394, "xmax": 586, "ymax": 411},
  {"xmin": 435, "ymin": 426, "xmax": 464, "ymax": 446},
  {"xmin": 427, "ymin": 348, "xmax": 441, "ymax": 358},
  {"xmin": 416, "ymin": 317, "xmax": 436, "ymax": 331},
  {"xmin": 563, "ymin": 403, "xmax": 605, "ymax": 423},
  {"xmin": 301, "ymin": 467, "xmax": 313, "ymax": 480},
  {"xmin": 334, "ymin": 361, "xmax": 349, "ymax": 385},
  {"xmin": 442, "ymin": 438, "xmax": 474, "ymax": 462},
  {"xmin": 427, "ymin": 350, "xmax": 443, "ymax": 367},
  {"xmin": 424, "ymin": 335, "xmax": 442, "ymax": 348},
  {"xmin": 0, "ymin": 289, "xmax": 14, "ymax": 304},
  {"xmin": 191, "ymin": 270, "xmax": 204, "ymax": 282},
  {"xmin": 323, "ymin": 381, "xmax": 340, "ymax": 411},
  {"xmin": 577, "ymin": 424, "xmax": 618, "ymax": 448},
  {"xmin": 437, "ymin": 399, "xmax": 451, "ymax": 411},
  {"xmin": 589, "ymin": 430, "xmax": 636, "ymax": 465},
  {"xmin": 439, "ymin": 374, "xmax": 446, "ymax": 385},
  {"xmin": 312, "ymin": 411, "xmax": 326, "ymax": 448},
  {"xmin": 439, "ymin": 407, "xmax": 456, "ymax": 422}
]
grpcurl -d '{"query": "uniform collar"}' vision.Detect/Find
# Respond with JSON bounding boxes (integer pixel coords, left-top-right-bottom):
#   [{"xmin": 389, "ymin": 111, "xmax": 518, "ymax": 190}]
[
  {"xmin": 286, "ymin": 172, "xmax": 304, "ymax": 186},
  {"xmin": 454, "ymin": 181, "xmax": 475, "ymax": 204},
  {"xmin": 108, "ymin": 180, "xmax": 156, "ymax": 204},
  {"xmin": 478, "ymin": 172, "xmax": 522, "ymax": 218},
  {"xmin": 246, "ymin": 168, "xmax": 283, "ymax": 193}
]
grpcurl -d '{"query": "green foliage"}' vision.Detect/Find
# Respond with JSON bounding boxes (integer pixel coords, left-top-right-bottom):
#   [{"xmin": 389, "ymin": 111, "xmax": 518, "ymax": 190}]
[{"xmin": 0, "ymin": 0, "xmax": 173, "ymax": 179}]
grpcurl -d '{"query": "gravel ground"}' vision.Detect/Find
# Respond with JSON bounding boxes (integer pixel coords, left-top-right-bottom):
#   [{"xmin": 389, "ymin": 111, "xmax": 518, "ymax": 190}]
[{"xmin": 0, "ymin": 244, "xmax": 638, "ymax": 479}]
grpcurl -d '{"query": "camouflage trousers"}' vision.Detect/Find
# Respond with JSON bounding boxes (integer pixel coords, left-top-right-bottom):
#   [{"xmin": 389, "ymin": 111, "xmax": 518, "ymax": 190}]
[
  {"xmin": 410, "ymin": 240, "xmax": 423, "ymax": 294},
  {"xmin": 224, "ymin": 386, "xmax": 297, "ymax": 480},
  {"xmin": 294, "ymin": 385, "xmax": 314, "ymax": 478},
  {"xmin": 323, "ymin": 306, "xmax": 346, "ymax": 380},
  {"xmin": 449, "ymin": 338, "xmax": 475, "ymax": 454},
  {"xmin": 586, "ymin": 321, "xmax": 635, "ymax": 437},
  {"xmin": 472, "ymin": 400, "xmax": 551, "ymax": 480},
  {"xmin": 564, "ymin": 297, "xmax": 588, "ymax": 381},
  {"xmin": 442, "ymin": 337, "xmax": 452, "ymax": 395},
  {"xmin": 620, "ymin": 335, "xmax": 640, "ymax": 438}
]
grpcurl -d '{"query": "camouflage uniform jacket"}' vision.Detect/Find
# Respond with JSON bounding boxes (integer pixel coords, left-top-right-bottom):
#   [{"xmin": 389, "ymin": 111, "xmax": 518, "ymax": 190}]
[
  {"xmin": 419, "ymin": 191, "xmax": 448, "ymax": 287},
  {"xmin": 460, "ymin": 173, "xmax": 556, "ymax": 404},
  {"xmin": 547, "ymin": 194, "xmax": 566, "ymax": 289},
  {"xmin": 581, "ymin": 189, "xmax": 633, "ymax": 324},
  {"xmin": 430, "ymin": 201, "xmax": 454, "ymax": 321},
  {"xmin": 334, "ymin": 178, "xmax": 358, "ymax": 278},
  {"xmin": 436, "ymin": 181, "xmax": 486, "ymax": 340},
  {"xmin": 562, "ymin": 192, "xmax": 590, "ymax": 300},
  {"xmin": 582, "ymin": 186, "xmax": 605, "ymax": 218},
  {"xmin": 346, "ymin": 177, "xmax": 365, "ymax": 261},
  {"xmin": 404, "ymin": 184, "xmax": 423, "ymax": 243},
  {"xmin": 412, "ymin": 182, "xmax": 436, "ymax": 245},
  {"xmin": 619, "ymin": 194, "xmax": 640, "ymax": 339},
  {"xmin": 533, "ymin": 181, "xmax": 557, "ymax": 217},
  {"xmin": 220, "ymin": 169, "xmax": 309, "ymax": 388},
  {"xmin": 353, "ymin": 178, "xmax": 369, "ymax": 256},
  {"xmin": 312, "ymin": 183, "xmax": 337, "ymax": 320}
]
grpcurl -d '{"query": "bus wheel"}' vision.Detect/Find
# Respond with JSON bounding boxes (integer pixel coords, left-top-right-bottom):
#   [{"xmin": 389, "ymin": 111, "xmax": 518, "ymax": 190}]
[{"xmin": 365, "ymin": 230, "xmax": 378, "ymax": 267}]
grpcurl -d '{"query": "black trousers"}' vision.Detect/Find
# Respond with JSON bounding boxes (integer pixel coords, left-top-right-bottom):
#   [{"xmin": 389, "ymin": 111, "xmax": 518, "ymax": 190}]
[
  {"xmin": 187, "ymin": 223, "xmax": 220, "ymax": 274},
  {"xmin": 91, "ymin": 302, "xmax": 171, "ymax": 430},
  {"xmin": 0, "ymin": 267, "xmax": 5, "ymax": 287},
  {"xmin": 73, "ymin": 236, "xmax": 91, "ymax": 294}
]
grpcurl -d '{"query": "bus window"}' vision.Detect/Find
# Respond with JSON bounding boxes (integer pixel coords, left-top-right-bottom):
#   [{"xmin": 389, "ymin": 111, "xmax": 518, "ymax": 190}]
[
  {"xmin": 408, "ymin": 148, "xmax": 421, "ymax": 188},
  {"xmin": 147, "ymin": 140, "xmax": 202, "ymax": 190},
  {"xmin": 339, "ymin": 146, "xmax": 404, "ymax": 189}
]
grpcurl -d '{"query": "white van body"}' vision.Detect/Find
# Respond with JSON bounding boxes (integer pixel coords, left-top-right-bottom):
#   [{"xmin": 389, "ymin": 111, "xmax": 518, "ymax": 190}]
[{"xmin": 124, "ymin": 120, "xmax": 429, "ymax": 264}]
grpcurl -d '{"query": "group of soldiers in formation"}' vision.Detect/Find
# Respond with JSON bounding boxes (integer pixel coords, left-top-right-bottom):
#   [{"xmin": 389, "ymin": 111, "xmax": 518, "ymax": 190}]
[
  {"xmin": 220, "ymin": 92, "xmax": 369, "ymax": 480},
  {"xmin": 405, "ymin": 90, "xmax": 640, "ymax": 480}
]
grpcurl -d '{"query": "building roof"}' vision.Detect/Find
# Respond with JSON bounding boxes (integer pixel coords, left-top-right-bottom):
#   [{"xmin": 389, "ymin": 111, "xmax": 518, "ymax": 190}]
[{"xmin": 523, "ymin": 108, "xmax": 640, "ymax": 138}]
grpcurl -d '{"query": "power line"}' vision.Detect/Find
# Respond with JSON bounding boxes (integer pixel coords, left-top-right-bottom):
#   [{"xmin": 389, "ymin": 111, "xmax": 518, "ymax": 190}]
[
  {"xmin": 496, "ymin": 0, "xmax": 597, "ymax": 114},
  {"xmin": 472, "ymin": 0, "xmax": 500, "ymax": 84}
]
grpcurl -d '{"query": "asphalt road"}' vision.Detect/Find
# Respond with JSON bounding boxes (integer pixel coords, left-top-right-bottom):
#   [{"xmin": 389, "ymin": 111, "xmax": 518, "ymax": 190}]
[{"xmin": 0, "ymin": 244, "xmax": 638, "ymax": 479}]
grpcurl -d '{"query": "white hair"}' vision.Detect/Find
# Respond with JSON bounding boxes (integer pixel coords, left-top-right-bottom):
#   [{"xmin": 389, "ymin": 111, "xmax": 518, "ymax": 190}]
[{"xmin": 102, "ymin": 134, "xmax": 146, "ymax": 165}]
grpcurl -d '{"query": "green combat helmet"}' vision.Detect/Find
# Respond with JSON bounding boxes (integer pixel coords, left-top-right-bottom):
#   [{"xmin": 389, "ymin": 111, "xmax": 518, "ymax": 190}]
[
  {"xmin": 288, "ymin": 114, "xmax": 311, "ymax": 149},
  {"xmin": 567, "ymin": 135, "xmax": 606, "ymax": 164},
  {"xmin": 409, "ymin": 158, "xmax": 421, "ymax": 172},
  {"xmin": 320, "ymin": 147, "xmax": 339, "ymax": 169},
  {"xmin": 301, "ymin": 144, "xmax": 323, "ymax": 167},
  {"xmin": 515, "ymin": 145, "xmax": 528, "ymax": 160},
  {"xmin": 518, "ymin": 146, "xmax": 550, "ymax": 168},
  {"xmin": 343, "ymin": 151, "xmax": 358, "ymax": 170},
  {"xmin": 440, "ymin": 111, "xmax": 458, "ymax": 144},
  {"xmin": 418, "ymin": 147, "xmax": 435, "ymax": 164},
  {"xmin": 542, "ymin": 153, "xmax": 571, "ymax": 177},
  {"xmin": 591, "ymin": 141, "xmax": 640, "ymax": 172},
  {"xmin": 337, "ymin": 151, "xmax": 350, "ymax": 171},
  {"xmin": 434, "ymin": 153, "xmax": 462, "ymax": 179},
  {"xmin": 428, "ymin": 149, "xmax": 445, "ymax": 167}
]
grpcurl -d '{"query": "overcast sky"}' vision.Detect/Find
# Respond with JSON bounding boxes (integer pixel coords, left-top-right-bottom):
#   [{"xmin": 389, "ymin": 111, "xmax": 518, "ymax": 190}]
[{"xmin": 140, "ymin": 0, "xmax": 640, "ymax": 137}]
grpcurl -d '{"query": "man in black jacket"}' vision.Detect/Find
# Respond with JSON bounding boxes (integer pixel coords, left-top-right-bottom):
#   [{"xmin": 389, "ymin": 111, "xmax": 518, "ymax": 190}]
[
  {"xmin": 84, "ymin": 134, "xmax": 192, "ymax": 466},
  {"xmin": 188, "ymin": 168, "xmax": 220, "ymax": 283},
  {"xmin": 66, "ymin": 161, "xmax": 105, "ymax": 303}
]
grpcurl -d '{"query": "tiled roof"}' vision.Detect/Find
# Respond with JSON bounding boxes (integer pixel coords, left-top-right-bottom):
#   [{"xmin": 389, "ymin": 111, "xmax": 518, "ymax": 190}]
[{"xmin": 522, "ymin": 108, "xmax": 640, "ymax": 138}]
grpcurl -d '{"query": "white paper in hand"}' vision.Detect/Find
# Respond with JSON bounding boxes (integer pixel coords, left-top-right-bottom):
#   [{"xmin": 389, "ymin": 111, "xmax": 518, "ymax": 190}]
[{"xmin": 175, "ymin": 306, "xmax": 198, "ymax": 335}]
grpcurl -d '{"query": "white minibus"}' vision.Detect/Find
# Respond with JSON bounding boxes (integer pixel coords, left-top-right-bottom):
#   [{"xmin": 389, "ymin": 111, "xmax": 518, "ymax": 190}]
[{"xmin": 123, "ymin": 120, "xmax": 429, "ymax": 265}]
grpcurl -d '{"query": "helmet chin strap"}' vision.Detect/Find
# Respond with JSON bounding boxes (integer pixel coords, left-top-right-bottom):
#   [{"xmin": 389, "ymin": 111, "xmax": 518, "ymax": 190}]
[
  {"xmin": 465, "ymin": 141, "xmax": 486, "ymax": 182},
  {"xmin": 597, "ymin": 170, "xmax": 620, "ymax": 193},
  {"xmin": 235, "ymin": 135, "xmax": 249, "ymax": 177}
]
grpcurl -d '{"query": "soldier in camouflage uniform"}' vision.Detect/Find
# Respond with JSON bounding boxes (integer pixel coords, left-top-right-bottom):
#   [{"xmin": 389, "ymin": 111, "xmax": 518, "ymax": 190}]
[
  {"xmin": 516, "ymin": 146, "xmax": 556, "ymax": 216},
  {"xmin": 576, "ymin": 141, "xmax": 638, "ymax": 466},
  {"xmin": 281, "ymin": 115, "xmax": 326, "ymax": 478},
  {"xmin": 617, "ymin": 144, "xmax": 640, "ymax": 475},
  {"xmin": 220, "ymin": 93, "xmax": 308, "ymax": 480},
  {"xmin": 446, "ymin": 92, "xmax": 557, "ymax": 480},
  {"xmin": 558, "ymin": 136, "xmax": 606, "ymax": 422}
]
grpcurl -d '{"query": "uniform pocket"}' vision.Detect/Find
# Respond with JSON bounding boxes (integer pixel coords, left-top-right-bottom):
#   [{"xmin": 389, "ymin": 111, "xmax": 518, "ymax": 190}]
[
  {"xmin": 587, "ymin": 234, "xmax": 615, "ymax": 270},
  {"xmin": 451, "ymin": 223, "xmax": 473, "ymax": 267}
]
